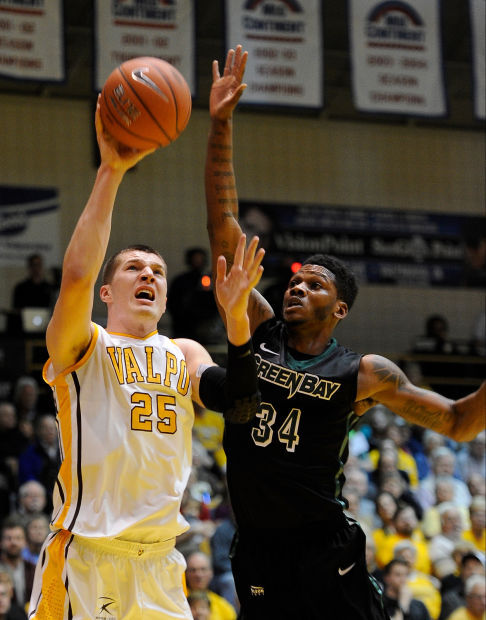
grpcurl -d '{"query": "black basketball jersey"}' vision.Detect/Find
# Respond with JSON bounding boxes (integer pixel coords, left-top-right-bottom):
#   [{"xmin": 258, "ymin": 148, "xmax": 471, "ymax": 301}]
[{"xmin": 224, "ymin": 318, "xmax": 363, "ymax": 530}]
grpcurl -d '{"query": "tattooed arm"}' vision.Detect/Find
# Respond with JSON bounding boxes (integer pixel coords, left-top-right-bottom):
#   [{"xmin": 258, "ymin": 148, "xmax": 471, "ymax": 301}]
[
  {"xmin": 357, "ymin": 354, "xmax": 486, "ymax": 442},
  {"xmin": 206, "ymin": 45, "xmax": 274, "ymax": 332}
]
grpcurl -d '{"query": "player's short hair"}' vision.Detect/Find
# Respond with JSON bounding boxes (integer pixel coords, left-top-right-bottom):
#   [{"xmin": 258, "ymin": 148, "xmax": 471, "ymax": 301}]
[
  {"xmin": 102, "ymin": 244, "xmax": 165, "ymax": 285},
  {"xmin": 302, "ymin": 254, "xmax": 358, "ymax": 309}
]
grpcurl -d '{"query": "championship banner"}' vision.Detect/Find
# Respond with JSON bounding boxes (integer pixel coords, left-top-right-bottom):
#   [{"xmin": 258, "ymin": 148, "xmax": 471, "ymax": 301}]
[
  {"xmin": 94, "ymin": 0, "xmax": 195, "ymax": 95},
  {"xmin": 470, "ymin": 0, "xmax": 485, "ymax": 120},
  {"xmin": 224, "ymin": 0, "xmax": 323, "ymax": 109},
  {"xmin": 239, "ymin": 200, "xmax": 486, "ymax": 289},
  {"xmin": 0, "ymin": 0, "xmax": 64, "ymax": 81},
  {"xmin": 349, "ymin": 0, "xmax": 447, "ymax": 116},
  {"xmin": 0, "ymin": 186, "xmax": 60, "ymax": 266}
]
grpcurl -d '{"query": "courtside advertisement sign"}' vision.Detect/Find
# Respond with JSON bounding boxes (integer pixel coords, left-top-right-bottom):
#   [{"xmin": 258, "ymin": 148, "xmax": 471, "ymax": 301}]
[
  {"xmin": 349, "ymin": 0, "xmax": 447, "ymax": 116},
  {"xmin": 469, "ymin": 0, "xmax": 485, "ymax": 120},
  {"xmin": 239, "ymin": 200, "xmax": 486, "ymax": 289},
  {"xmin": 225, "ymin": 0, "xmax": 323, "ymax": 108},
  {"xmin": 0, "ymin": 0, "xmax": 65, "ymax": 81},
  {"xmin": 94, "ymin": 0, "xmax": 196, "ymax": 95},
  {"xmin": 0, "ymin": 186, "xmax": 60, "ymax": 266}
]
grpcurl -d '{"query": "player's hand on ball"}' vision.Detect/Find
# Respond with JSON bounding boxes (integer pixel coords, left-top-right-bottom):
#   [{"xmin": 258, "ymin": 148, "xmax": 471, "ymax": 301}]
[
  {"xmin": 210, "ymin": 45, "xmax": 248, "ymax": 121},
  {"xmin": 95, "ymin": 98, "xmax": 155, "ymax": 172}
]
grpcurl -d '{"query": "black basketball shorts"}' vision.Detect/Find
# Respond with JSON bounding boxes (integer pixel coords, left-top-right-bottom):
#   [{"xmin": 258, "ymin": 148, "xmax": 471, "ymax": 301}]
[{"xmin": 230, "ymin": 519, "xmax": 389, "ymax": 620}]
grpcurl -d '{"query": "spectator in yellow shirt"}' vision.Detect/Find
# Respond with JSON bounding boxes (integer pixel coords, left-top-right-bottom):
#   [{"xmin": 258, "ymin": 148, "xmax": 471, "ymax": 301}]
[{"xmin": 461, "ymin": 496, "xmax": 486, "ymax": 556}]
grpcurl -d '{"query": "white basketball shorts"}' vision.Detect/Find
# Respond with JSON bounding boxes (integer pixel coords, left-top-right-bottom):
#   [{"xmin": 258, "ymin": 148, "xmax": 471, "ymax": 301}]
[{"xmin": 28, "ymin": 529, "xmax": 192, "ymax": 619}]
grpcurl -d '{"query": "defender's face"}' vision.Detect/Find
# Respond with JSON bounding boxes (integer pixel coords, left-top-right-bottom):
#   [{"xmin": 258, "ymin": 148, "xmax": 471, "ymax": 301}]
[
  {"xmin": 101, "ymin": 250, "xmax": 168, "ymax": 322},
  {"xmin": 282, "ymin": 264, "xmax": 347, "ymax": 324}
]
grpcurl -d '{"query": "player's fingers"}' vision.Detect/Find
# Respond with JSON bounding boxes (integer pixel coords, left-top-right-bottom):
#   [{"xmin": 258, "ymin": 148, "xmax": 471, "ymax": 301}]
[
  {"xmin": 236, "ymin": 51, "xmax": 248, "ymax": 82},
  {"xmin": 233, "ymin": 234, "xmax": 246, "ymax": 268},
  {"xmin": 215, "ymin": 254, "xmax": 227, "ymax": 287},
  {"xmin": 212, "ymin": 59, "xmax": 220, "ymax": 81},
  {"xmin": 224, "ymin": 49, "xmax": 235, "ymax": 76},
  {"xmin": 243, "ymin": 236, "xmax": 259, "ymax": 271},
  {"xmin": 247, "ymin": 248, "xmax": 265, "ymax": 287}
]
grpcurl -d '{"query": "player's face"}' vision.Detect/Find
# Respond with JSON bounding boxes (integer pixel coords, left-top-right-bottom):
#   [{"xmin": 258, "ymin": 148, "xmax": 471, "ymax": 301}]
[
  {"xmin": 102, "ymin": 250, "xmax": 168, "ymax": 322},
  {"xmin": 282, "ymin": 265, "xmax": 347, "ymax": 325}
]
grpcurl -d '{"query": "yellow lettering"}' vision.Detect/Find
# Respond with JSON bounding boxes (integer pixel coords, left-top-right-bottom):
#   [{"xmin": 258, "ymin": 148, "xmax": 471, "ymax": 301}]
[
  {"xmin": 124, "ymin": 348, "xmax": 144, "ymax": 384},
  {"xmin": 107, "ymin": 347, "xmax": 124, "ymax": 384},
  {"xmin": 145, "ymin": 346, "xmax": 161, "ymax": 383},
  {"xmin": 164, "ymin": 351, "xmax": 178, "ymax": 387},
  {"xmin": 177, "ymin": 359, "xmax": 190, "ymax": 396}
]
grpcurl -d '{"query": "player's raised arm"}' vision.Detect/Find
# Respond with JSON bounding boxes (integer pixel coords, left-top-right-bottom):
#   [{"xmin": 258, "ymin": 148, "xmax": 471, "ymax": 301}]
[
  {"xmin": 357, "ymin": 354, "xmax": 486, "ymax": 442},
  {"xmin": 46, "ymin": 100, "xmax": 155, "ymax": 375},
  {"xmin": 177, "ymin": 234, "xmax": 264, "ymax": 424},
  {"xmin": 206, "ymin": 45, "xmax": 273, "ymax": 332}
]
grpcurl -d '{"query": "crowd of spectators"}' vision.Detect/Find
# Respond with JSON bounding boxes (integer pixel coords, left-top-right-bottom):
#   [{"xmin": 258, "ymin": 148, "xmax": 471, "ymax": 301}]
[{"xmin": 0, "ymin": 359, "xmax": 484, "ymax": 618}]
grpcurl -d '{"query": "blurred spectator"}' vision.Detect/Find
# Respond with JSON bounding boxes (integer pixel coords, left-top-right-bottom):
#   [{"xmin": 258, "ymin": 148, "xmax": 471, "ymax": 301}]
[
  {"xmin": 360, "ymin": 404, "xmax": 392, "ymax": 451},
  {"xmin": 0, "ymin": 518, "xmax": 34, "ymax": 609},
  {"xmin": 192, "ymin": 403, "xmax": 226, "ymax": 474},
  {"xmin": 21, "ymin": 513, "xmax": 49, "ymax": 567},
  {"xmin": 394, "ymin": 540, "xmax": 441, "ymax": 620},
  {"xmin": 461, "ymin": 496, "xmax": 486, "ymax": 555},
  {"xmin": 188, "ymin": 590, "xmax": 211, "ymax": 620},
  {"xmin": 185, "ymin": 551, "xmax": 237, "ymax": 620},
  {"xmin": 456, "ymin": 432, "xmax": 486, "ymax": 483},
  {"xmin": 0, "ymin": 571, "xmax": 27, "ymax": 620},
  {"xmin": 440, "ymin": 552, "xmax": 485, "ymax": 620},
  {"xmin": 343, "ymin": 467, "xmax": 376, "ymax": 529},
  {"xmin": 380, "ymin": 470, "xmax": 424, "ymax": 521},
  {"xmin": 370, "ymin": 422, "xmax": 420, "ymax": 489},
  {"xmin": 382, "ymin": 559, "xmax": 431, "ymax": 620},
  {"xmin": 412, "ymin": 315, "xmax": 457, "ymax": 355},
  {"xmin": 18, "ymin": 414, "xmax": 60, "ymax": 514},
  {"xmin": 429, "ymin": 504, "xmax": 466, "ymax": 577},
  {"xmin": 10, "ymin": 481, "xmax": 47, "ymax": 528},
  {"xmin": 418, "ymin": 448, "xmax": 471, "ymax": 511},
  {"xmin": 9, "ymin": 253, "xmax": 54, "ymax": 334},
  {"xmin": 12, "ymin": 377, "xmax": 40, "ymax": 432},
  {"xmin": 422, "ymin": 477, "xmax": 471, "ymax": 540},
  {"xmin": 0, "ymin": 403, "xmax": 29, "ymax": 522},
  {"xmin": 375, "ymin": 505, "xmax": 431, "ymax": 574},
  {"xmin": 445, "ymin": 574, "xmax": 485, "ymax": 620},
  {"xmin": 167, "ymin": 247, "xmax": 223, "ymax": 344},
  {"xmin": 177, "ymin": 475, "xmax": 216, "ymax": 559},
  {"xmin": 467, "ymin": 474, "xmax": 486, "ymax": 500},
  {"xmin": 374, "ymin": 491, "xmax": 399, "ymax": 539},
  {"xmin": 469, "ymin": 311, "xmax": 486, "ymax": 357},
  {"xmin": 209, "ymin": 510, "xmax": 237, "ymax": 610}
]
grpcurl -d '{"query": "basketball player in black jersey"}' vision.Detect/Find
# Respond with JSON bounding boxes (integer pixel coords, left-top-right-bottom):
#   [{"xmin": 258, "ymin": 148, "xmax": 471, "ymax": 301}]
[{"xmin": 204, "ymin": 46, "xmax": 486, "ymax": 620}]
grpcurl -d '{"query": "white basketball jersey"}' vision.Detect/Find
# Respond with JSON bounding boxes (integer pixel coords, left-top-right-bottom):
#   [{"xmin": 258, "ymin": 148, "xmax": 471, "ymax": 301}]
[{"xmin": 43, "ymin": 324, "xmax": 194, "ymax": 540}]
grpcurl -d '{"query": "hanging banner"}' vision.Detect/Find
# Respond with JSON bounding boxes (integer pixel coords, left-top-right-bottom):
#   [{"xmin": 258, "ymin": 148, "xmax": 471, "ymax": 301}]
[
  {"xmin": 239, "ymin": 200, "xmax": 486, "ymax": 289},
  {"xmin": 94, "ymin": 0, "xmax": 196, "ymax": 95},
  {"xmin": 225, "ymin": 0, "xmax": 323, "ymax": 109},
  {"xmin": 470, "ymin": 0, "xmax": 485, "ymax": 120},
  {"xmin": 0, "ymin": 0, "xmax": 64, "ymax": 81},
  {"xmin": 349, "ymin": 0, "xmax": 447, "ymax": 116},
  {"xmin": 0, "ymin": 186, "xmax": 60, "ymax": 266}
]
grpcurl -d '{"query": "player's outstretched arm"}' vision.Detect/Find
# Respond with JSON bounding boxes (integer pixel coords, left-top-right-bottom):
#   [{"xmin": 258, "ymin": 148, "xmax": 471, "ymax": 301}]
[
  {"xmin": 357, "ymin": 354, "xmax": 486, "ymax": 442},
  {"xmin": 47, "ymin": 99, "xmax": 155, "ymax": 375},
  {"xmin": 177, "ymin": 234, "xmax": 263, "ymax": 423},
  {"xmin": 206, "ymin": 46, "xmax": 273, "ymax": 332}
]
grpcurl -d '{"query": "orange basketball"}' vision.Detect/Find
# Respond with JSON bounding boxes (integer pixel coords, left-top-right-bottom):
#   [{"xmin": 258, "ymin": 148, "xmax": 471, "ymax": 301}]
[{"xmin": 99, "ymin": 56, "xmax": 192, "ymax": 150}]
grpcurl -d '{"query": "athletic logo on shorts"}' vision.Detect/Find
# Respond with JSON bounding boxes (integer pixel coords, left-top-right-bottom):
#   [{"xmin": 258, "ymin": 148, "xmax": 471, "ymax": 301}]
[
  {"xmin": 250, "ymin": 585, "xmax": 265, "ymax": 596},
  {"xmin": 96, "ymin": 596, "xmax": 117, "ymax": 619},
  {"xmin": 338, "ymin": 562, "xmax": 356, "ymax": 576}
]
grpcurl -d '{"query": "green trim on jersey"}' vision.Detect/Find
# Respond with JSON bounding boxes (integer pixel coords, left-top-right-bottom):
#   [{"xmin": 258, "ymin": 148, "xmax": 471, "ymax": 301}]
[{"xmin": 285, "ymin": 338, "xmax": 338, "ymax": 372}]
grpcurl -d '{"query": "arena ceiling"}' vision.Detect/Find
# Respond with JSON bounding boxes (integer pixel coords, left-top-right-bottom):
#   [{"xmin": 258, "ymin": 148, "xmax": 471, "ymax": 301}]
[{"xmin": 0, "ymin": 0, "xmax": 484, "ymax": 131}]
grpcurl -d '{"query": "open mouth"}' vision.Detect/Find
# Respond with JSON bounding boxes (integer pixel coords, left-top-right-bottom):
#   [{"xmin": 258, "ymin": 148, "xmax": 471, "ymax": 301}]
[
  {"xmin": 286, "ymin": 296, "xmax": 303, "ymax": 308},
  {"xmin": 135, "ymin": 288, "xmax": 155, "ymax": 301}
]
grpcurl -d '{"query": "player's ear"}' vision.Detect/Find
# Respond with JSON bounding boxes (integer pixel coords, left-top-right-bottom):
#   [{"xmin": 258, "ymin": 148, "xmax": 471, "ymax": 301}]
[
  {"xmin": 334, "ymin": 300, "xmax": 348, "ymax": 320},
  {"xmin": 100, "ymin": 284, "xmax": 112, "ymax": 304}
]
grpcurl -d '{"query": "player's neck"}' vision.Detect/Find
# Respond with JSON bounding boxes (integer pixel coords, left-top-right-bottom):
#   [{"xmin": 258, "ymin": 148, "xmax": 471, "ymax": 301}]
[
  {"xmin": 286, "ymin": 324, "xmax": 334, "ymax": 356},
  {"xmin": 106, "ymin": 315, "xmax": 158, "ymax": 339}
]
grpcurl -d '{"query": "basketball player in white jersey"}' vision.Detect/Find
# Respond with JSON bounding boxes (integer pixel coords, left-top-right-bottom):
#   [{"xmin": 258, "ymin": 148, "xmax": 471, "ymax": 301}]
[{"xmin": 28, "ymin": 99, "xmax": 264, "ymax": 620}]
